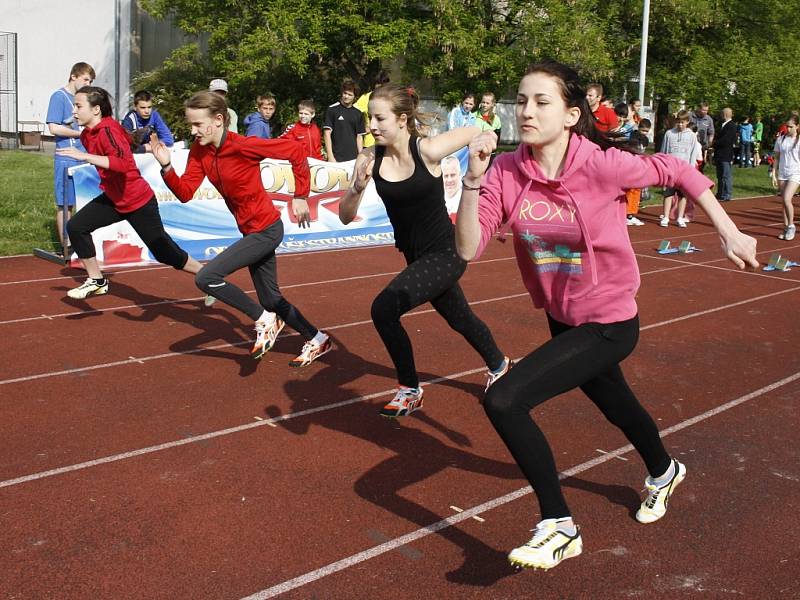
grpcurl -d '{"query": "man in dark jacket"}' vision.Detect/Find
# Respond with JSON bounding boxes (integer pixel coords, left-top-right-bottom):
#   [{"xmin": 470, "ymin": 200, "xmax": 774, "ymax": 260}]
[{"xmin": 713, "ymin": 107, "xmax": 736, "ymax": 201}]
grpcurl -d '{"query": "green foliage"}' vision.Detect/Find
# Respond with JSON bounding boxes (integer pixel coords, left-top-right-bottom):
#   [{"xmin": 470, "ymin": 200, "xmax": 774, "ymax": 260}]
[{"xmin": 136, "ymin": 0, "xmax": 800, "ymax": 132}]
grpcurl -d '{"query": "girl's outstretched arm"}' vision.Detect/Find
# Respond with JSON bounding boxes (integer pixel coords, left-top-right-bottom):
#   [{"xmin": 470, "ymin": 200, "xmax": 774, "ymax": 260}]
[{"xmin": 694, "ymin": 189, "xmax": 759, "ymax": 269}]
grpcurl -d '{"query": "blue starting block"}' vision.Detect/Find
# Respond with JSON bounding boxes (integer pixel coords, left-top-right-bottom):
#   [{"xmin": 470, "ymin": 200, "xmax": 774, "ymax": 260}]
[{"xmin": 763, "ymin": 253, "xmax": 800, "ymax": 272}]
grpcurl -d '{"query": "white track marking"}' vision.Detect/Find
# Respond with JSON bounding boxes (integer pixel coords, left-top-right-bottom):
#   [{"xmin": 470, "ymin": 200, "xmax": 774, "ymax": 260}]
[{"xmin": 238, "ymin": 371, "xmax": 800, "ymax": 599}]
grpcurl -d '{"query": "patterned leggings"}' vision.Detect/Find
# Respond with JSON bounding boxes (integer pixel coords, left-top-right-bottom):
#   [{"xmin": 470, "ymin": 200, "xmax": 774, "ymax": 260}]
[{"xmin": 370, "ymin": 247, "xmax": 505, "ymax": 388}]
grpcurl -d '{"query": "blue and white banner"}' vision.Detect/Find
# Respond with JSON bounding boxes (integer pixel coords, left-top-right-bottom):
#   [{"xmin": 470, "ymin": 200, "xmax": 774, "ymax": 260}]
[{"xmin": 70, "ymin": 149, "xmax": 464, "ymax": 267}]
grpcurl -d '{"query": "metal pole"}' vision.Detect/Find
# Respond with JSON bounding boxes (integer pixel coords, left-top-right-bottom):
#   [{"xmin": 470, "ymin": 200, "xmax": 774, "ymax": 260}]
[{"xmin": 638, "ymin": 0, "xmax": 650, "ymax": 106}]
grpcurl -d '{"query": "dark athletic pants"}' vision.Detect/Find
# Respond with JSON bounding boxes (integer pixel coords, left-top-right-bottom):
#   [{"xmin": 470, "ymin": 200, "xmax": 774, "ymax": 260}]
[
  {"xmin": 483, "ymin": 314, "xmax": 671, "ymax": 520},
  {"xmin": 195, "ymin": 219, "xmax": 317, "ymax": 340},
  {"xmin": 67, "ymin": 194, "xmax": 188, "ymax": 269},
  {"xmin": 371, "ymin": 247, "xmax": 505, "ymax": 388}
]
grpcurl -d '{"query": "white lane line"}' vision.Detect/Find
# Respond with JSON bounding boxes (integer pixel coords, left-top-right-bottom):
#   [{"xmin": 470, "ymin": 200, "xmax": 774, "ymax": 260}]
[
  {"xmin": 5, "ymin": 273, "xmax": 799, "ymax": 388},
  {"xmin": 0, "ymin": 257, "xmax": 516, "ymax": 325},
  {"xmin": 0, "ymin": 292, "xmax": 529, "ymax": 386},
  {"xmin": 0, "ymin": 363, "xmax": 490, "ymax": 489},
  {"xmin": 2, "ymin": 286, "xmax": 798, "ymax": 487},
  {"xmin": 240, "ymin": 370, "xmax": 800, "ymax": 599}
]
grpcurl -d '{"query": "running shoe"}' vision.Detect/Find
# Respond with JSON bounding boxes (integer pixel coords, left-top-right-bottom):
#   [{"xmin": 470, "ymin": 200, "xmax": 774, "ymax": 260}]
[
  {"xmin": 289, "ymin": 334, "xmax": 333, "ymax": 367},
  {"xmin": 204, "ymin": 294, "xmax": 217, "ymax": 307},
  {"xmin": 636, "ymin": 459, "xmax": 687, "ymax": 524},
  {"xmin": 779, "ymin": 224, "xmax": 796, "ymax": 241},
  {"xmin": 486, "ymin": 356, "xmax": 513, "ymax": 392},
  {"xmin": 627, "ymin": 216, "xmax": 645, "ymax": 226},
  {"xmin": 380, "ymin": 387, "xmax": 424, "ymax": 418},
  {"xmin": 508, "ymin": 519, "xmax": 583, "ymax": 570},
  {"xmin": 67, "ymin": 278, "xmax": 108, "ymax": 299},
  {"xmin": 659, "ymin": 216, "xmax": 669, "ymax": 227},
  {"xmin": 676, "ymin": 217, "xmax": 688, "ymax": 228},
  {"xmin": 251, "ymin": 317, "xmax": 286, "ymax": 360}
]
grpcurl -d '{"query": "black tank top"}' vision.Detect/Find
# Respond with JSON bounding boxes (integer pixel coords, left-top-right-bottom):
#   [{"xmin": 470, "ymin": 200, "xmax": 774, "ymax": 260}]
[{"xmin": 373, "ymin": 136, "xmax": 454, "ymax": 259}]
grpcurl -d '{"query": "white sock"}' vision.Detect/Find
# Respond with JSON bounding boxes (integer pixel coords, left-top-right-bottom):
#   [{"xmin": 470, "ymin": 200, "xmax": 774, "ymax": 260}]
[
  {"xmin": 257, "ymin": 310, "xmax": 275, "ymax": 326},
  {"xmin": 652, "ymin": 460, "xmax": 676, "ymax": 487},
  {"xmin": 312, "ymin": 330, "xmax": 327, "ymax": 345},
  {"xmin": 554, "ymin": 517, "xmax": 577, "ymax": 536}
]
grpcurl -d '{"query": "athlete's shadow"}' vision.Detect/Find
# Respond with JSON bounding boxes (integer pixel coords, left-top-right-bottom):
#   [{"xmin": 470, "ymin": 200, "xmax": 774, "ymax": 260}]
[
  {"xmin": 561, "ymin": 475, "xmax": 643, "ymax": 519},
  {"xmin": 266, "ymin": 337, "xmax": 522, "ymax": 587},
  {"xmin": 59, "ymin": 278, "xmax": 262, "ymax": 375}
]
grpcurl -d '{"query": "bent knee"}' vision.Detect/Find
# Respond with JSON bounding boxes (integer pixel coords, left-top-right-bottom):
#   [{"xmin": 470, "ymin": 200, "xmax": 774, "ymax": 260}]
[{"xmin": 371, "ymin": 289, "xmax": 404, "ymax": 324}]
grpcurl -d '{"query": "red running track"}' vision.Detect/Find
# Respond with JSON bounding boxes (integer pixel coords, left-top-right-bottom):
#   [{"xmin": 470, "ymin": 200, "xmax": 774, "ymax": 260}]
[{"xmin": 1, "ymin": 196, "xmax": 798, "ymax": 599}]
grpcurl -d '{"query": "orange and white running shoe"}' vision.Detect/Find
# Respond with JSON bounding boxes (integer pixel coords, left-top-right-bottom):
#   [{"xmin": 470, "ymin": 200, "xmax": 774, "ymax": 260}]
[
  {"xmin": 289, "ymin": 334, "xmax": 333, "ymax": 367},
  {"xmin": 251, "ymin": 317, "xmax": 285, "ymax": 360},
  {"xmin": 380, "ymin": 387, "xmax": 424, "ymax": 418}
]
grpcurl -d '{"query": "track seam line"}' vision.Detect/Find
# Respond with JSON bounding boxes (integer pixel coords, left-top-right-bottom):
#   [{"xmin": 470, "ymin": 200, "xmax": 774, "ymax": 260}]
[
  {"xmin": 2, "ymin": 287, "xmax": 797, "ymax": 486},
  {"xmin": 240, "ymin": 370, "xmax": 800, "ymax": 599}
]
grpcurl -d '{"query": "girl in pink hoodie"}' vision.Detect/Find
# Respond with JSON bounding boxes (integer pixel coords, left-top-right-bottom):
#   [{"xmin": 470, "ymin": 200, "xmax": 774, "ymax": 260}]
[{"xmin": 456, "ymin": 61, "xmax": 758, "ymax": 571}]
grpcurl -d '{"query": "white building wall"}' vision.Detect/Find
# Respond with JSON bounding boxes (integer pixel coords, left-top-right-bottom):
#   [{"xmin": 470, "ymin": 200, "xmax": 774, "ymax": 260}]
[{"xmin": 0, "ymin": 0, "xmax": 132, "ymax": 132}]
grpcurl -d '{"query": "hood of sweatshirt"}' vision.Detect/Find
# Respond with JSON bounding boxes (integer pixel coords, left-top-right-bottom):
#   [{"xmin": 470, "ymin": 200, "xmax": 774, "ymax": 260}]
[
  {"xmin": 509, "ymin": 133, "xmax": 600, "ymax": 293},
  {"xmin": 243, "ymin": 112, "xmax": 267, "ymax": 127}
]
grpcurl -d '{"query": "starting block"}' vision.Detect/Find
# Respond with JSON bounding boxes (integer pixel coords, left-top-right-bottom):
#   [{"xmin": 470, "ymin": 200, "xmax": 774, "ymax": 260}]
[
  {"xmin": 656, "ymin": 240, "xmax": 702, "ymax": 254},
  {"xmin": 763, "ymin": 253, "xmax": 800, "ymax": 272}
]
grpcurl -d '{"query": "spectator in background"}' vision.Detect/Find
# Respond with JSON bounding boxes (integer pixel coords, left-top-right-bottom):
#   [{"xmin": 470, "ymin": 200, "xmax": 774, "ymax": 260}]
[
  {"xmin": 354, "ymin": 69, "xmax": 390, "ymax": 147},
  {"xmin": 689, "ymin": 103, "xmax": 714, "ymax": 170},
  {"xmin": 46, "ymin": 61, "xmax": 95, "ymax": 251},
  {"xmin": 611, "ymin": 102, "xmax": 635, "ymax": 140},
  {"xmin": 628, "ymin": 98, "xmax": 642, "ymax": 126},
  {"xmin": 738, "ymin": 116, "xmax": 753, "ymax": 168},
  {"xmin": 280, "ymin": 99, "xmax": 323, "ymax": 159},
  {"xmin": 659, "ymin": 110, "xmax": 700, "ymax": 228},
  {"xmin": 323, "ymin": 79, "xmax": 365, "ymax": 162},
  {"xmin": 586, "ymin": 83, "xmax": 617, "ymax": 131},
  {"xmin": 626, "ymin": 118, "xmax": 652, "ymax": 226},
  {"xmin": 209, "ymin": 78, "xmax": 238, "ymax": 133},
  {"xmin": 713, "ymin": 107, "xmax": 737, "ymax": 202},
  {"xmin": 121, "ymin": 90, "xmax": 174, "ymax": 153},
  {"xmin": 753, "ymin": 115, "xmax": 764, "ymax": 166},
  {"xmin": 243, "ymin": 94, "xmax": 277, "ymax": 139},
  {"xmin": 448, "ymin": 92, "xmax": 477, "ymax": 130},
  {"xmin": 476, "ymin": 92, "xmax": 502, "ymax": 139}
]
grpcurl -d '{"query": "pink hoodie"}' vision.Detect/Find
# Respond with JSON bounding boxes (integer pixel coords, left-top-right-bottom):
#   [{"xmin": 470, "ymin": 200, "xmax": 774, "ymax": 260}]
[{"xmin": 476, "ymin": 133, "xmax": 713, "ymax": 325}]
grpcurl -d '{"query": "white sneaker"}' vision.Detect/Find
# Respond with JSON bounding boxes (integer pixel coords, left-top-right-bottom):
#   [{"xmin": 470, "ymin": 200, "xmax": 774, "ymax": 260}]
[
  {"xmin": 486, "ymin": 356, "xmax": 512, "ymax": 391},
  {"xmin": 67, "ymin": 278, "xmax": 109, "ymax": 299},
  {"xmin": 627, "ymin": 216, "xmax": 645, "ymax": 226},
  {"xmin": 779, "ymin": 224, "xmax": 796, "ymax": 241},
  {"xmin": 508, "ymin": 519, "xmax": 583, "ymax": 570},
  {"xmin": 636, "ymin": 459, "xmax": 687, "ymax": 524},
  {"xmin": 380, "ymin": 387, "xmax": 424, "ymax": 418},
  {"xmin": 676, "ymin": 217, "xmax": 688, "ymax": 228},
  {"xmin": 659, "ymin": 216, "xmax": 669, "ymax": 227},
  {"xmin": 289, "ymin": 334, "xmax": 333, "ymax": 367},
  {"xmin": 251, "ymin": 317, "xmax": 285, "ymax": 360}
]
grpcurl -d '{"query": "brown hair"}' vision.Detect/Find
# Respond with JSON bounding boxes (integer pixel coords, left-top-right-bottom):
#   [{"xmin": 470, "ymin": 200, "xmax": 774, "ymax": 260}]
[
  {"xmin": 341, "ymin": 79, "xmax": 359, "ymax": 96},
  {"xmin": 184, "ymin": 91, "xmax": 230, "ymax": 127},
  {"xmin": 298, "ymin": 99, "xmax": 316, "ymax": 113},
  {"xmin": 675, "ymin": 109, "xmax": 691, "ymax": 122},
  {"xmin": 370, "ymin": 84, "xmax": 424, "ymax": 137},
  {"xmin": 76, "ymin": 86, "xmax": 113, "ymax": 118},
  {"xmin": 69, "ymin": 62, "xmax": 96, "ymax": 81},
  {"xmin": 257, "ymin": 94, "xmax": 276, "ymax": 107}
]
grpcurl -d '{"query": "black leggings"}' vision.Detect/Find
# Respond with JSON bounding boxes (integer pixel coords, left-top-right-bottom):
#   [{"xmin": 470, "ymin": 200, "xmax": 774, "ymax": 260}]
[
  {"xmin": 371, "ymin": 247, "xmax": 505, "ymax": 388},
  {"xmin": 483, "ymin": 314, "xmax": 670, "ymax": 520},
  {"xmin": 67, "ymin": 194, "xmax": 188, "ymax": 269},
  {"xmin": 195, "ymin": 219, "xmax": 317, "ymax": 340}
]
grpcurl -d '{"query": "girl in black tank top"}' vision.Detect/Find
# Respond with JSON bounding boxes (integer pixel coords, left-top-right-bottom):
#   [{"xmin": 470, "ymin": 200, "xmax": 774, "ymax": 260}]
[
  {"xmin": 373, "ymin": 136, "xmax": 454, "ymax": 259},
  {"xmin": 338, "ymin": 84, "xmax": 509, "ymax": 418}
]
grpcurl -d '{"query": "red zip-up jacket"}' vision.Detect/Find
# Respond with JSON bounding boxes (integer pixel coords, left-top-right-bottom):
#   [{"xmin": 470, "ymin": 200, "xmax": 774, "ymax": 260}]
[
  {"xmin": 279, "ymin": 121, "xmax": 323, "ymax": 160},
  {"xmin": 162, "ymin": 131, "xmax": 311, "ymax": 234},
  {"xmin": 80, "ymin": 116, "xmax": 153, "ymax": 213}
]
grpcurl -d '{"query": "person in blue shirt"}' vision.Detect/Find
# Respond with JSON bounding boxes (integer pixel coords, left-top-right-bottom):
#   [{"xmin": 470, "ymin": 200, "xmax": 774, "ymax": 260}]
[
  {"xmin": 46, "ymin": 62, "xmax": 95, "ymax": 251},
  {"xmin": 447, "ymin": 93, "xmax": 477, "ymax": 130},
  {"xmin": 738, "ymin": 116, "xmax": 754, "ymax": 168},
  {"xmin": 243, "ymin": 94, "xmax": 278, "ymax": 139},
  {"xmin": 121, "ymin": 90, "xmax": 175, "ymax": 153}
]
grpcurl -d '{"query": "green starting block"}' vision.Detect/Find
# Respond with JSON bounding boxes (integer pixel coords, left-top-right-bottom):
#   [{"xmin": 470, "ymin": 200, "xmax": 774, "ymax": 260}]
[{"xmin": 657, "ymin": 240, "xmax": 672, "ymax": 253}]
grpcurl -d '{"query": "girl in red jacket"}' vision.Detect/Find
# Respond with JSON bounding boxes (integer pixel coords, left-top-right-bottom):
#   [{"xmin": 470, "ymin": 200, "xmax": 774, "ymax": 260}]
[
  {"xmin": 150, "ymin": 91, "xmax": 331, "ymax": 367},
  {"xmin": 57, "ymin": 86, "xmax": 205, "ymax": 300}
]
